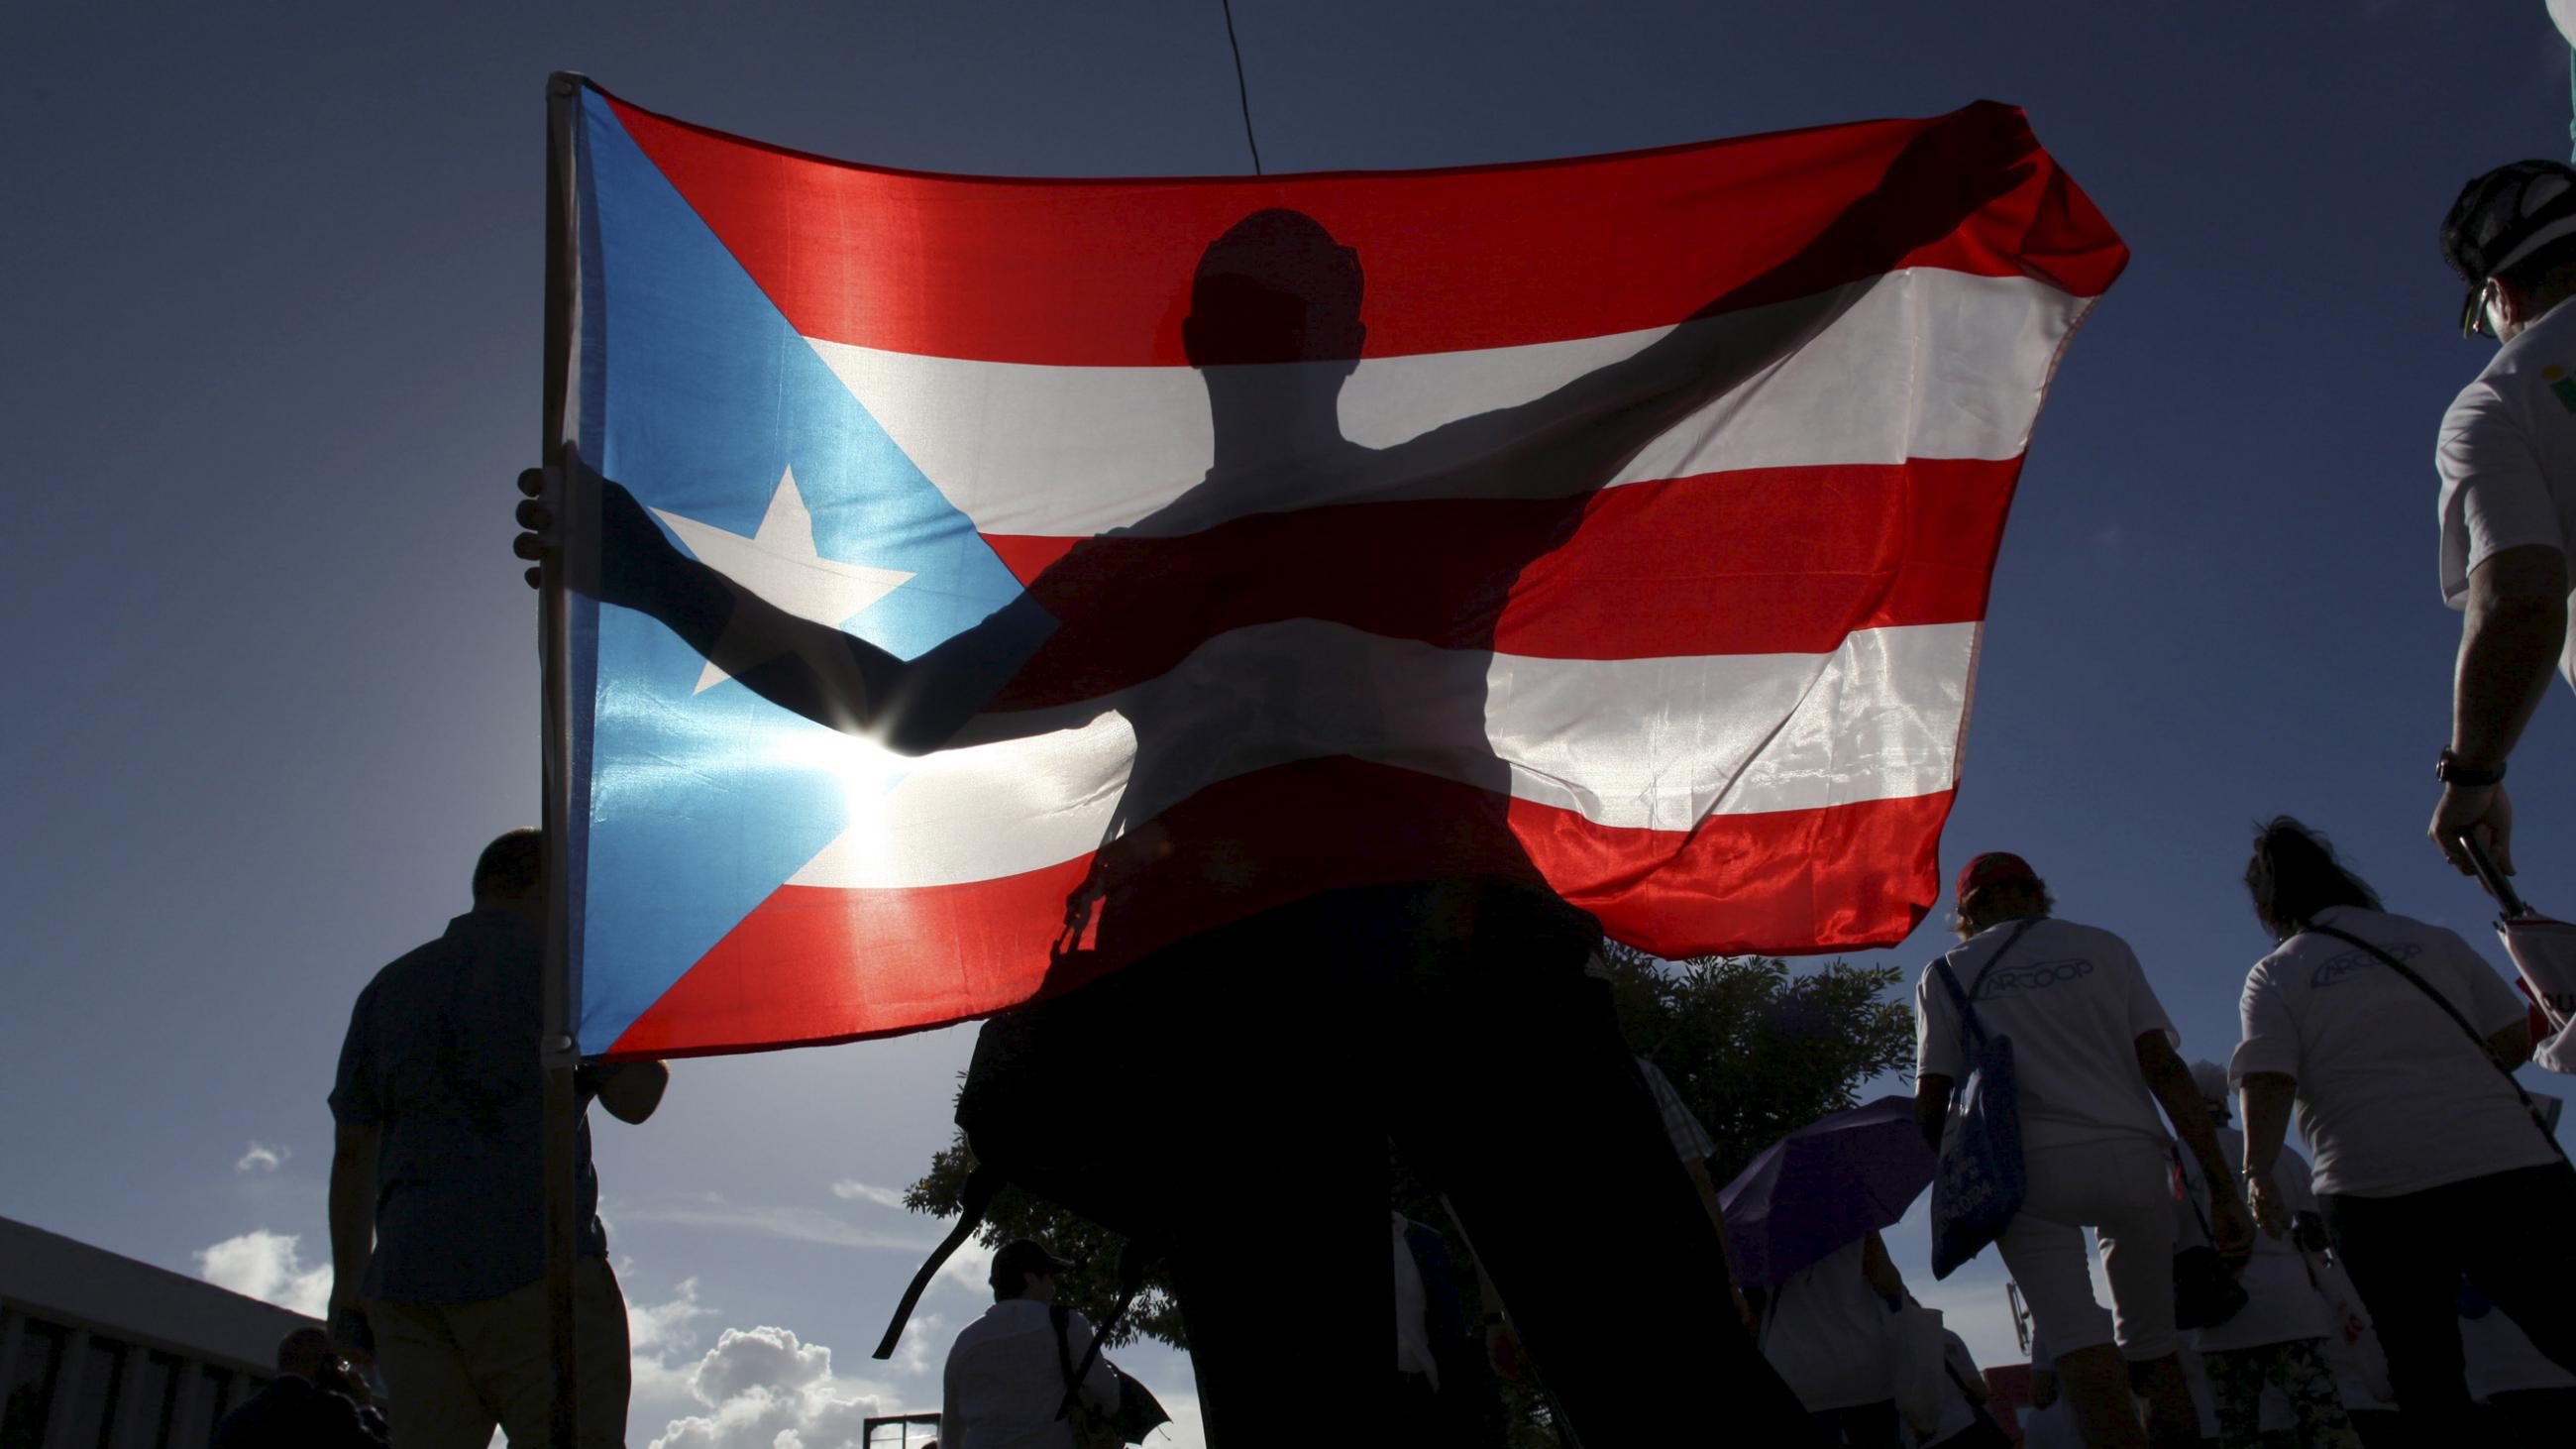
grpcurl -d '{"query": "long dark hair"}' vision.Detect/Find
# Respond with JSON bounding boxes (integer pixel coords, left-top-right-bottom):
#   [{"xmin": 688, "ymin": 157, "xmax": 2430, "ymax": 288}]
[{"xmin": 2243, "ymin": 816, "xmax": 2382, "ymax": 941}]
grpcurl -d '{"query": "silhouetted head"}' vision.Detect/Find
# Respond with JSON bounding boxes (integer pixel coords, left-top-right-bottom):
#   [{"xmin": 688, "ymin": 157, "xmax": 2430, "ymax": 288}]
[
  {"xmin": 2243, "ymin": 816, "xmax": 2380, "ymax": 942},
  {"xmin": 471, "ymin": 828, "xmax": 544, "ymax": 910},
  {"xmin": 1951, "ymin": 850, "xmax": 2053, "ymax": 939},
  {"xmin": 1183, "ymin": 209, "xmax": 1364, "ymax": 370},
  {"xmin": 275, "ymin": 1326, "xmax": 340, "ymax": 1380},
  {"xmin": 989, "ymin": 1237, "xmax": 1072, "ymax": 1304}
]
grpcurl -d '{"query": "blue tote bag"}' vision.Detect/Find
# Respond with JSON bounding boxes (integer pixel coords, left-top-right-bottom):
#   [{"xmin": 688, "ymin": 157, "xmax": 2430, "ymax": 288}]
[{"xmin": 1928, "ymin": 918, "xmax": 2037, "ymax": 1280}]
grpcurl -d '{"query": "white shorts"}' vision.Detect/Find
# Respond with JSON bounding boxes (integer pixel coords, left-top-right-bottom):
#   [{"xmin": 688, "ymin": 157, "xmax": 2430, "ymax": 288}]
[{"xmin": 1999, "ymin": 1136, "xmax": 2177, "ymax": 1362}]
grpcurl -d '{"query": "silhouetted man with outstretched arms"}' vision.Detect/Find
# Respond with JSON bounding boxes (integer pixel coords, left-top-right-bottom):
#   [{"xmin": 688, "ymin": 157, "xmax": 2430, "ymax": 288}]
[{"xmin": 519, "ymin": 107, "xmax": 2023, "ymax": 1447}]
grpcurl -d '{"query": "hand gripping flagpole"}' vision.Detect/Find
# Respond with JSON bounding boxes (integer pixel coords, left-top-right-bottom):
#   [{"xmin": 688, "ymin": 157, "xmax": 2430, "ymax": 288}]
[{"xmin": 539, "ymin": 68, "xmax": 589, "ymax": 1449}]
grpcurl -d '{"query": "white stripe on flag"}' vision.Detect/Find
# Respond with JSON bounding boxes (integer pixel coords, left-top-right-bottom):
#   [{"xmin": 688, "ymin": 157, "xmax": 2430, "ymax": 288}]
[
  {"xmin": 805, "ymin": 270, "xmax": 2085, "ymax": 539},
  {"xmin": 781, "ymin": 619, "xmax": 1978, "ymax": 889}
]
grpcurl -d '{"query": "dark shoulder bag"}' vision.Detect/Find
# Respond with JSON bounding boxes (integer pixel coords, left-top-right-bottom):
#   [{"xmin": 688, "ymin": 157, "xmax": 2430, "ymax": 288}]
[
  {"xmin": 1928, "ymin": 918, "xmax": 2040, "ymax": 1280},
  {"xmin": 2305, "ymin": 921, "xmax": 2568, "ymax": 1163},
  {"xmin": 2169, "ymin": 1145, "xmax": 2248, "ymax": 1329}
]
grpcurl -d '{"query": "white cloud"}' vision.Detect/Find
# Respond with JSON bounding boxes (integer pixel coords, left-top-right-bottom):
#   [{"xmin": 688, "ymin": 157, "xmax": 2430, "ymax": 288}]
[
  {"xmin": 828, "ymin": 1179, "xmax": 908, "ymax": 1210},
  {"xmin": 196, "ymin": 1230, "xmax": 330, "ymax": 1317},
  {"xmin": 631, "ymin": 1277, "xmax": 716, "ymax": 1355},
  {"xmin": 619, "ymin": 1197, "xmax": 929, "ymax": 1253},
  {"xmin": 936, "ymin": 1234, "xmax": 996, "ymax": 1299},
  {"xmin": 646, "ymin": 1325, "xmax": 896, "ymax": 1449},
  {"xmin": 630, "ymin": 1279, "xmax": 717, "ymax": 1414},
  {"xmin": 235, "ymin": 1142, "xmax": 288, "ymax": 1173},
  {"xmin": 886, "ymin": 1311, "xmax": 943, "ymax": 1380}
]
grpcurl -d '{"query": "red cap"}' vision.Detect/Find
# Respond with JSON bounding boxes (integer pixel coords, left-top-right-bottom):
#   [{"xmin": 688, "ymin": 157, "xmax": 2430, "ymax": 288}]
[{"xmin": 1955, "ymin": 851, "xmax": 2038, "ymax": 905}]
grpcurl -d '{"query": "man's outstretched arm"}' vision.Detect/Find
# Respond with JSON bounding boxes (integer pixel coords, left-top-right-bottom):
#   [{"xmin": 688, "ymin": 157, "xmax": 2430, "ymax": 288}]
[
  {"xmin": 2432, "ymin": 542, "xmax": 2567, "ymax": 876},
  {"xmin": 515, "ymin": 459, "xmax": 1050, "ymax": 754},
  {"xmin": 1383, "ymin": 102, "xmax": 2037, "ymax": 499}
]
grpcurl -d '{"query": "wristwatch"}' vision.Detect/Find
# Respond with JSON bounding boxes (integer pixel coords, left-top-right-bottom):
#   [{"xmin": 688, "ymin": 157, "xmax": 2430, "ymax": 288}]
[{"xmin": 2437, "ymin": 748, "xmax": 2506, "ymax": 788}]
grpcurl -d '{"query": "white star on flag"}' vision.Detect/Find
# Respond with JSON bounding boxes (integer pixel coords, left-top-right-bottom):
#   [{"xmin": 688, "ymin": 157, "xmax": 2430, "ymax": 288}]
[{"xmin": 652, "ymin": 467, "xmax": 913, "ymax": 695}]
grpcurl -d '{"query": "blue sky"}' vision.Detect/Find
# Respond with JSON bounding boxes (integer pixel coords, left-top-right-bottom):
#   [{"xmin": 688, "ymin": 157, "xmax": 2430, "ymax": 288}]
[{"xmin": 8, "ymin": 2, "xmax": 2576, "ymax": 1443}]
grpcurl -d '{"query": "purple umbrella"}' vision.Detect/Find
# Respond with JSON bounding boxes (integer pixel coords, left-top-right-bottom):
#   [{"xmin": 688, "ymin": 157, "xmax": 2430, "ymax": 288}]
[{"xmin": 1718, "ymin": 1094, "xmax": 1936, "ymax": 1287}]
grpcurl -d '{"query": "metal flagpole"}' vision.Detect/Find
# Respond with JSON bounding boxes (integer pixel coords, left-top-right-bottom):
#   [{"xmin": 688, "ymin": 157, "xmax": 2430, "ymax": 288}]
[{"xmin": 539, "ymin": 68, "xmax": 589, "ymax": 1449}]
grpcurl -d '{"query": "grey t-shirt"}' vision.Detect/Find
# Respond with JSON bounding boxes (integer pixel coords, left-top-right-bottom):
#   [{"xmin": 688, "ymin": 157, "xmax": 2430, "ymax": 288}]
[{"xmin": 330, "ymin": 909, "xmax": 604, "ymax": 1302}]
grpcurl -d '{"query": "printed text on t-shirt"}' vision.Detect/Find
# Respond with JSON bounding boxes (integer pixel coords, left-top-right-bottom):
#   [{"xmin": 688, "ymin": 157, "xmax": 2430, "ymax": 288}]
[
  {"xmin": 2309, "ymin": 942, "xmax": 2422, "ymax": 989},
  {"xmin": 1970, "ymin": 956, "xmax": 2093, "ymax": 999}
]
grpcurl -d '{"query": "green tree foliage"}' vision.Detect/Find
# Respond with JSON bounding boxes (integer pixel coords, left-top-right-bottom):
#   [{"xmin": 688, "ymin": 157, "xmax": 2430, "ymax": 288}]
[
  {"xmin": 1593, "ymin": 943, "xmax": 1917, "ymax": 1185},
  {"xmin": 904, "ymin": 949, "xmax": 1915, "ymax": 1355}
]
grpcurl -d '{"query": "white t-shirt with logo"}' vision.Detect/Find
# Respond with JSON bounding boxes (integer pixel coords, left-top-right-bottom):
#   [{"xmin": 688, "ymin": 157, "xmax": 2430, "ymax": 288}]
[
  {"xmin": 2229, "ymin": 905, "xmax": 2552, "ymax": 1197},
  {"xmin": 1915, "ymin": 916, "xmax": 2177, "ymax": 1153},
  {"xmin": 2437, "ymin": 297, "xmax": 2576, "ymax": 689}
]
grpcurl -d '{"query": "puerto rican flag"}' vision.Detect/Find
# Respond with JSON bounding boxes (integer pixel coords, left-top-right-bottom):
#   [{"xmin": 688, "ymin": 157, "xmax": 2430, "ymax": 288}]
[{"xmin": 555, "ymin": 79, "xmax": 2124, "ymax": 1060}]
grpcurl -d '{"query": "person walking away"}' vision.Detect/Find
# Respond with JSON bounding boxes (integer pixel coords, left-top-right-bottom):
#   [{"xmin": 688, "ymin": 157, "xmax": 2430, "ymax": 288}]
[
  {"xmin": 943, "ymin": 1240, "xmax": 1123, "ymax": 1449},
  {"xmin": 1755, "ymin": 1229, "xmax": 1909, "ymax": 1446},
  {"xmin": 1914, "ymin": 851, "xmax": 2251, "ymax": 1449},
  {"xmin": 327, "ymin": 830, "xmax": 671, "ymax": 1449},
  {"xmin": 2231, "ymin": 816, "xmax": 2576, "ymax": 1445},
  {"xmin": 2427, "ymin": 162, "xmax": 2576, "ymax": 879},
  {"xmin": 2172, "ymin": 1060, "xmax": 2358, "ymax": 1449}
]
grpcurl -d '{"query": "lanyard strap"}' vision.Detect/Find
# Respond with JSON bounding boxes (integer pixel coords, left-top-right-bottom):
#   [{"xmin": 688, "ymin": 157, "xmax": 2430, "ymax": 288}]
[
  {"xmin": 2303, "ymin": 921, "xmax": 2566, "ymax": 1163},
  {"xmin": 1930, "ymin": 917, "xmax": 2042, "ymax": 1050}
]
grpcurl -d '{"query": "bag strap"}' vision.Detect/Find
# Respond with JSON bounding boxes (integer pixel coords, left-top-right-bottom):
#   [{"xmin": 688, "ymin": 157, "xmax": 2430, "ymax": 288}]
[
  {"xmin": 872, "ymin": 1160, "xmax": 1006, "ymax": 1360},
  {"xmin": 1050, "ymin": 1303, "xmax": 1081, "ymax": 1412},
  {"xmin": 1052, "ymin": 1238, "xmax": 1149, "ymax": 1422},
  {"xmin": 2304, "ymin": 921, "xmax": 2567, "ymax": 1163},
  {"xmin": 1930, "ymin": 917, "xmax": 2042, "ymax": 1050}
]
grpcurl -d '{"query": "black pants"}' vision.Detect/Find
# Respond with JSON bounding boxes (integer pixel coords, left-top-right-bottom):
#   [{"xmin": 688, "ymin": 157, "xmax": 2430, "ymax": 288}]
[
  {"xmin": 2318, "ymin": 1160, "xmax": 2576, "ymax": 1445},
  {"xmin": 1058, "ymin": 880, "xmax": 1822, "ymax": 1448}
]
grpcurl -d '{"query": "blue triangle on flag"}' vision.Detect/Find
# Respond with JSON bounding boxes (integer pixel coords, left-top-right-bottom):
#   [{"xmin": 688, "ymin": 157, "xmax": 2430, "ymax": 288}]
[{"xmin": 570, "ymin": 91, "xmax": 1029, "ymax": 1053}]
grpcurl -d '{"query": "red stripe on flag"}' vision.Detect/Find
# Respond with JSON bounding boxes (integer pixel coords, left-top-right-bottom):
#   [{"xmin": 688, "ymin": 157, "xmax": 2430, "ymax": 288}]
[
  {"xmin": 967, "ymin": 457, "xmax": 2015, "ymax": 713},
  {"xmin": 601, "ymin": 758, "xmax": 1952, "ymax": 1060},
  {"xmin": 598, "ymin": 88, "xmax": 2125, "ymax": 367}
]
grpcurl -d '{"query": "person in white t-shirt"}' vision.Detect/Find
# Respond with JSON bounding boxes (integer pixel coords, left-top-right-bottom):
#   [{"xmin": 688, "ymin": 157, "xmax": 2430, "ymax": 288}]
[
  {"xmin": 1755, "ymin": 1229, "xmax": 1908, "ymax": 1447},
  {"xmin": 1915, "ymin": 851, "xmax": 2249, "ymax": 1449},
  {"xmin": 2172, "ymin": 1059, "xmax": 2358, "ymax": 1449},
  {"xmin": 2230, "ymin": 817, "xmax": 2576, "ymax": 1441},
  {"xmin": 2428, "ymin": 161, "xmax": 2576, "ymax": 877},
  {"xmin": 942, "ymin": 1239, "xmax": 1124, "ymax": 1449}
]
